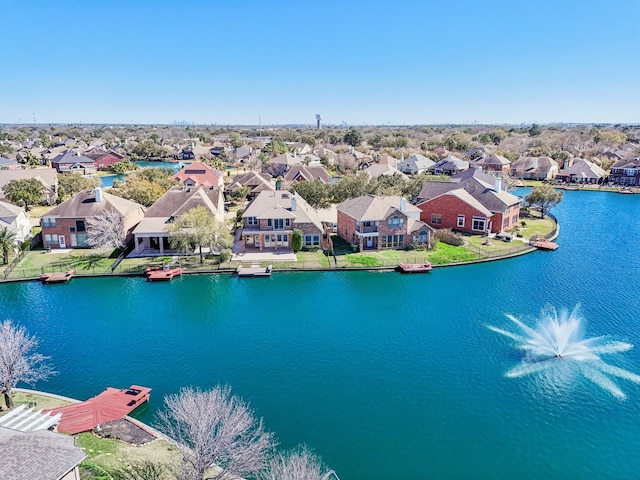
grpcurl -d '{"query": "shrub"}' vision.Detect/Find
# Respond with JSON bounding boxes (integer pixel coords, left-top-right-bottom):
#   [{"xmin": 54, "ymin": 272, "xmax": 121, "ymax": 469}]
[{"xmin": 219, "ymin": 249, "xmax": 231, "ymax": 263}]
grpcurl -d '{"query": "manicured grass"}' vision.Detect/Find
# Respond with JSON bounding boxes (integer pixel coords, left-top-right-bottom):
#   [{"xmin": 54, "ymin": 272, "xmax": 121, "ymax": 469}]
[
  {"xmin": 27, "ymin": 205, "xmax": 56, "ymax": 219},
  {"xmin": 518, "ymin": 216, "xmax": 556, "ymax": 239},
  {"xmin": 0, "ymin": 390, "xmax": 72, "ymax": 412},
  {"xmin": 9, "ymin": 249, "xmax": 118, "ymax": 278},
  {"xmin": 427, "ymin": 242, "xmax": 479, "ymax": 264}
]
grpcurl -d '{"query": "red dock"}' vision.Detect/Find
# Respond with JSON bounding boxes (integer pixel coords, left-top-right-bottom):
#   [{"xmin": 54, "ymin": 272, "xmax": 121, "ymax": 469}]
[
  {"xmin": 146, "ymin": 267, "xmax": 183, "ymax": 281},
  {"xmin": 45, "ymin": 385, "xmax": 151, "ymax": 434}
]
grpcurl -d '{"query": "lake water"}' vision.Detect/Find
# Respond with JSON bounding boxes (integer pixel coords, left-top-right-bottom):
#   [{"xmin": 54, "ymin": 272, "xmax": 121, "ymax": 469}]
[
  {"xmin": 2, "ymin": 190, "xmax": 640, "ymax": 479},
  {"xmin": 100, "ymin": 161, "xmax": 188, "ymax": 187}
]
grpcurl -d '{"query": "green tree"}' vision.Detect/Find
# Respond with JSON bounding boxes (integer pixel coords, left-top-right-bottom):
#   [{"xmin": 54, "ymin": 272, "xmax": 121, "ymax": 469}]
[
  {"xmin": 265, "ymin": 139, "xmax": 288, "ymax": 155},
  {"xmin": 110, "ymin": 167, "xmax": 176, "ymax": 206},
  {"xmin": 291, "ymin": 228, "xmax": 303, "ymax": 252},
  {"xmin": 111, "ymin": 159, "xmax": 140, "ymax": 175},
  {"xmin": 57, "ymin": 173, "xmax": 100, "ymax": 202},
  {"xmin": 343, "ymin": 128, "xmax": 363, "ymax": 147},
  {"xmin": 528, "ymin": 124, "xmax": 543, "ymax": 137},
  {"xmin": 2, "ymin": 178, "xmax": 44, "ymax": 211},
  {"xmin": 291, "ymin": 180, "xmax": 331, "ymax": 209},
  {"xmin": 525, "ymin": 185, "xmax": 563, "ymax": 218},
  {"xmin": 168, "ymin": 206, "xmax": 233, "ymax": 264},
  {"xmin": 0, "ymin": 227, "xmax": 17, "ymax": 264},
  {"xmin": 229, "ymin": 132, "xmax": 243, "ymax": 149}
]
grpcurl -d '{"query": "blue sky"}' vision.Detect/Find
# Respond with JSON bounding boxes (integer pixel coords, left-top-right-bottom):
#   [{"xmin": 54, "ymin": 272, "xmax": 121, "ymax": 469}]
[{"xmin": 1, "ymin": 0, "xmax": 638, "ymax": 125}]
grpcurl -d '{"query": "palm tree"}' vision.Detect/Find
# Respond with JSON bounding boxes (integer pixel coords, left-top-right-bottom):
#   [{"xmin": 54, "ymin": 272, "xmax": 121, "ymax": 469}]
[{"xmin": 0, "ymin": 227, "xmax": 17, "ymax": 264}]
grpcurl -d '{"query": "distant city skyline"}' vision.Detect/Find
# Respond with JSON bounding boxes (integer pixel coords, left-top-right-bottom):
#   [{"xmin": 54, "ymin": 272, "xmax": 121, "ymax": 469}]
[{"xmin": 1, "ymin": 0, "xmax": 638, "ymax": 125}]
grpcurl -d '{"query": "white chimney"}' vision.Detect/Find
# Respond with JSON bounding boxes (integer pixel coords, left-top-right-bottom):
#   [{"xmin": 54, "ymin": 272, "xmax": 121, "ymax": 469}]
[
  {"xmin": 400, "ymin": 197, "xmax": 406, "ymax": 213},
  {"xmin": 494, "ymin": 178, "xmax": 502, "ymax": 192},
  {"xmin": 291, "ymin": 194, "xmax": 297, "ymax": 211},
  {"xmin": 94, "ymin": 187, "xmax": 103, "ymax": 202}
]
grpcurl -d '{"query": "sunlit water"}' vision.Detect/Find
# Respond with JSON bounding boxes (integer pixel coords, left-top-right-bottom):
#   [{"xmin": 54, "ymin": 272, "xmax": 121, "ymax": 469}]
[{"xmin": 1, "ymin": 190, "xmax": 640, "ymax": 479}]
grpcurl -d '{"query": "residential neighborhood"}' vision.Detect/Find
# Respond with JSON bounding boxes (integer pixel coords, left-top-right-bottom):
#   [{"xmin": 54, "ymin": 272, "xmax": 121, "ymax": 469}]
[{"xmin": 0, "ymin": 122, "xmax": 638, "ymax": 268}]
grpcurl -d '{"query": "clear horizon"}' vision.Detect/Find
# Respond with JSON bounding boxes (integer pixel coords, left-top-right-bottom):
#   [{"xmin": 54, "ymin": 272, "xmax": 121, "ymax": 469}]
[{"xmin": 1, "ymin": 0, "xmax": 638, "ymax": 125}]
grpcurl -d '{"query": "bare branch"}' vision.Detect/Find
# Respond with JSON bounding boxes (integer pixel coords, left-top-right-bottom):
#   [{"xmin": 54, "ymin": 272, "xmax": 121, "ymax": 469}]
[
  {"xmin": 85, "ymin": 209, "xmax": 127, "ymax": 251},
  {"xmin": 258, "ymin": 445, "xmax": 334, "ymax": 480},
  {"xmin": 157, "ymin": 385, "xmax": 276, "ymax": 480},
  {"xmin": 0, "ymin": 320, "xmax": 55, "ymax": 409}
]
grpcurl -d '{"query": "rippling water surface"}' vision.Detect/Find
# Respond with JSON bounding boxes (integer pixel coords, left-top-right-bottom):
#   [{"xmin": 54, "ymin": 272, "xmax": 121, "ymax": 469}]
[{"xmin": 1, "ymin": 190, "xmax": 640, "ymax": 479}]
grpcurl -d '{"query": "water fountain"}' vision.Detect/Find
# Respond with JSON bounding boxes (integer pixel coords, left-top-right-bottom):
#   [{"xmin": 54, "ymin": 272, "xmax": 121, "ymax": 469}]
[{"xmin": 488, "ymin": 305, "xmax": 640, "ymax": 399}]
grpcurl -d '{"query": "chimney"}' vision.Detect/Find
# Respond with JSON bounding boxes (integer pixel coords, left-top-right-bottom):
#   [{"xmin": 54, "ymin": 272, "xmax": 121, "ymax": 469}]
[
  {"xmin": 400, "ymin": 197, "xmax": 406, "ymax": 213},
  {"xmin": 94, "ymin": 187, "xmax": 103, "ymax": 202},
  {"xmin": 494, "ymin": 178, "xmax": 502, "ymax": 192},
  {"xmin": 291, "ymin": 194, "xmax": 297, "ymax": 211}
]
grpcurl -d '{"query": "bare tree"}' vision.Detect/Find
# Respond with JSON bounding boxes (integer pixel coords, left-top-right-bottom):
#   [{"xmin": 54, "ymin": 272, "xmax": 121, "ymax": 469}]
[
  {"xmin": 258, "ymin": 445, "xmax": 336, "ymax": 480},
  {"xmin": 86, "ymin": 209, "xmax": 127, "ymax": 251},
  {"xmin": 0, "ymin": 320, "xmax": 55, "ymax": 409},
  {"xmin": 157, "ymin": 385, "xmax": 275, "ymax": 480}
]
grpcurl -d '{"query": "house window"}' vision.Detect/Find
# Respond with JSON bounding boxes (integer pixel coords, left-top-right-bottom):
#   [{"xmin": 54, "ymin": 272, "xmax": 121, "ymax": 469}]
[
  {"xmin": 387, "ymin": 216, "xmax": 403, "ymax": 228},
  {"xmin": 383, "ymin": 234, "xmax": 404, "ymax": 248},
  {"xmin": 472, "ymin": 217, "xmax": 486, "ymax": 232},
  {"xmin": 44, "ymin": 234, "xmax": 51, "ymax": 246},
  {"xmin": 418, "ymin": 231, "xmax": 429, "ymax": 244},
  {"xmin": 43, "ymin": 217, "xmax": 56, "ymax": 227},
  {"xmin": 51, "ymin": 234, "xmax": 58, "ymax": 244},
  {"xmin": 267, "ymin": 219, "xmax": 272, "ymax": 227},
  {"xmin": 457, "ymin": 215, "xmax": 465, "ymax": 228},
  {"xmin": 70, "ymin": 234, "xmax": 77, "ymax": 247},
  {"xmin": 431, "ymin": 214, "xmax": 442, "ymax": 225},
  {"xmin": 76, "ymin": 220, "xmax": 86, "ymax": 232},
  {"xmin": 273, "ymin": 219, "xmax": 284, "ymax": 230},
  {"xmin": 304, "ymin": 234, "xmax": 312, "ymax": 245},
  {"xmin": 503, "ymin": 217, "xmax": 509, "ymax": 229},
  {"xmin": 285, "ymin": 219, "xmax": 291, "ymax": 227},
  {"xmin": 512, "ymin": 215, "xmax": 518, "ymax": 225},
  {"xmin": 247, "ymin": 217, "xmax": 258, "ymax": 226}
]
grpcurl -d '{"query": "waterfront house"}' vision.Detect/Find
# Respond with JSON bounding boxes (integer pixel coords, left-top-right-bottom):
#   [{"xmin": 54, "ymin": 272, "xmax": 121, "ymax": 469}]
[
  {"xmin": 556, "ymin": 158, "xmax": 606, "ymax": 184},
  {"xmin": 132, "ymin": 185, "xmax": 225, "ymax": 256},
  {"xmin": 510, "ymin": 156, "xmax": 559, "ymax": 181},
  {"xmin": 469, "ymin": 152, "xmax": 511, "ymax": 174},
  {"xmin": 172, "ymin": 161, "xmax": 224, "ymax": 188},
  {"xmin": 0, "ymin": 200, "xmax": 31, "ymax": 244},
  {"xmin": 50, "ymin": 150, "xmax": 97, "ymax": 176},
  {"xmin": 0, "ymin": 168, "xmax": 58, "ymax": 205},
  {"xmin": 0, "ymin": 427, "xmax": 86, "ymax": 480},
  {"xmin": 84, "ymin": 147, "xmax": 125, "ymax": 170},
  {"xmin": 397, "ymin": 153, "xmax": 435, "ymax": 174},
  {"xmin": 337, "ymin": 195, "xmax": 434, "ymax": 251},
  {"xmin": 41, "ymin": 188, "xmax": 145, "ymax": 249},
  {"xmin": 428, "ymin": 155, "xmax": 469, "ymax": 176},
  {"xmin": 608, "ymin": 157, "xmax": 640, "ymax": 186},
  {"xmin": 240, "ymin": 190, "xmax": 324, "ymax": 252},
  {"xmin": 416, "ymin": 169, "xmax": 521, "ymax": 234}
]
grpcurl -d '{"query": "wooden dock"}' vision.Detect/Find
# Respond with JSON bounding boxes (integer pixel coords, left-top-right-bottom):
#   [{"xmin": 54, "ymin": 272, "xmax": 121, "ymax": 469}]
[
  {"xmin": 396, "ymin": 262, "xmax": 433, "ymax": 273},
  {"xmin": 40, "ymin": 269, "xmax": 74, "ymax": 284},
  {"xmin": 530, "ymin": 239, "xmax": 559, "ymax": 250},
  {"xmin": 146, "ymin": 267, "xmax": 183, "ymax": 281},
  {"xmin": 45, "ymin": 385, "xmax": 151, "ymax": 434},
  {"xmin": 235, "ymin": 264, "xmax": 272, "ymax": 277}
]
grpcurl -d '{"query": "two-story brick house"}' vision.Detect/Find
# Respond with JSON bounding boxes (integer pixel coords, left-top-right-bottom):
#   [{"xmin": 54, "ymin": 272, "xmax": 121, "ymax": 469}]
[
  {"xmin": 41, "ymin": 188, "xmax": 145, "ymax": 249},
  {"xmin": 337, "ymin": 195, "xmax": 434, "ymax": 251},
  {"xmin": 416, "ymin": 169, "xmax": 521, "ymax": 234},
  {"xmin": 608, "ymin": 157, "xmax": 640, "ymax": 186},
  {"xmin": 240, "ymin": 190, "xmax": 324, "ymax": 251}
]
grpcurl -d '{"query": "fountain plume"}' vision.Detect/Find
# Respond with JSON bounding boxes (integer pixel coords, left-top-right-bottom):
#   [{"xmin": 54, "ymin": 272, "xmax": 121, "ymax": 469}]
[{"xmin": 488, "ymin": 305, "xmax": 640, "ymax": 399}]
